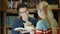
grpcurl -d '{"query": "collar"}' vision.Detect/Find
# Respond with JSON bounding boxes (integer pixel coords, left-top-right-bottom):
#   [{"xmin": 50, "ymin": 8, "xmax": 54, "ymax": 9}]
[{"xmin": 20, "ymin": 17, "xmax": 30, "ymax": 23}]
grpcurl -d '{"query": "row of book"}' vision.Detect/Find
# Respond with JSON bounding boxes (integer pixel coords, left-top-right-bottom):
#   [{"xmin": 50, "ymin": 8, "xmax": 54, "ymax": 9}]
[
  {"xmin": 6, "ymin": 16, "xmax": 18, "ymax": 26},
  {"xmin": 8, "ymin": 0, "xmax": 40, "ymax": 9},
  {"xmin": 8, "ymin": 0, "xmax": 18, "ymax": 9},
  {"xmin": 8, "ymin": 0, "xmax": 58, "ymax": 9}
]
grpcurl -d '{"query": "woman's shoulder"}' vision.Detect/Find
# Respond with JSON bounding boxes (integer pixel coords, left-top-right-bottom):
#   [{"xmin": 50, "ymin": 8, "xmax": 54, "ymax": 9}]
[
  {"xmin": 36, "ymin": 19, "xmax": 51, "ymax": 30},
  {"xmin": 37, "ymin": 19, "xmax": 48, "ymax": 23},
  {"xmin": 37, "ymin": 19, "xmax": 51, "ymax": 26}
]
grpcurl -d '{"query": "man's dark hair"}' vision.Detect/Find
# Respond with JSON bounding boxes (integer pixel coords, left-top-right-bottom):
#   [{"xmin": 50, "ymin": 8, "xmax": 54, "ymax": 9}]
[{"xmin": 17, "ymin": 3, "xmax": 28, "ymax": 12}]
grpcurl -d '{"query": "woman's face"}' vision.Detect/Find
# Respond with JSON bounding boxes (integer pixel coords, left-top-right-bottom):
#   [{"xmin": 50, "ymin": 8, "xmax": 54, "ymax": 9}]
[{"xmin": 37, "ymin": 8, "xmax": 46, "ymax": 19}]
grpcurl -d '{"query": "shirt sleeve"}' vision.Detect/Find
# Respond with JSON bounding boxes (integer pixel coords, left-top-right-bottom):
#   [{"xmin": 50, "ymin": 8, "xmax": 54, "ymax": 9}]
[
  {"xmin": 36, "ymin": 22, "xmax": 43, "ymax": 30},
  {"xmin": 36, "ymin": 21, "xmax": 43, "ymax": 34},
  {"xmin": 36, "ymin": 20, "xmax": 52, "ymax": 34},
  {"xmin": 12, "ymin": 20, "xmax": 24, "ymax": 34}
]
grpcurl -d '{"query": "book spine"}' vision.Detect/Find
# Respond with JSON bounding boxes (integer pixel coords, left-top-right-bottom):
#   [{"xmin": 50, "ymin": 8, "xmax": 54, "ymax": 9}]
[
  {"xmin": 14, "ymin": 1, "xmax": 18, "ymax": 9},
  {"xmin": 8, "ymin": 0, "xmax": 14, "ymax": 9}
]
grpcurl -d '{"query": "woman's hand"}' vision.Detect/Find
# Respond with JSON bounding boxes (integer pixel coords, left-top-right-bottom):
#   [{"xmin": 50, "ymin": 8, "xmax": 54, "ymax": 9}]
[{"xmin": 20, "ymin": 30, "xmax": 29, "ymax": 34}]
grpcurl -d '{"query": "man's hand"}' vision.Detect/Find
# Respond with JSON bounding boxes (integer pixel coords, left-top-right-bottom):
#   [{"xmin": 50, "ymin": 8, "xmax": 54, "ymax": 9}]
[{"xmin": 20, "ymin": 30, "xmax": 29, "ymax": 34}]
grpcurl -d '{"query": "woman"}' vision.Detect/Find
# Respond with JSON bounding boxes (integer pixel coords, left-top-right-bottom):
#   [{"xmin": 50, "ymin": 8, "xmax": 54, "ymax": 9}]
[{"xmin": 36, "ymin": 1, "xmax": 59, "ymax": 34}]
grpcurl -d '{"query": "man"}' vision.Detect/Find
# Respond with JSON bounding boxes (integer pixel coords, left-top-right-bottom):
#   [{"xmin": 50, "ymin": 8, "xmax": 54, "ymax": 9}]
[{"xmin": 12, "ymin": 3, "xmax": 38, "ymax": 34}]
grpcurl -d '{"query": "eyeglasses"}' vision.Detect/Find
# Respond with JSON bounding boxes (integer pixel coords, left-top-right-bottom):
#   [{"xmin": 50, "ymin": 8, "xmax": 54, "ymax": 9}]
[{"xmin": 18, "ymin": 11, "xmax": 28, "ymax": 14}]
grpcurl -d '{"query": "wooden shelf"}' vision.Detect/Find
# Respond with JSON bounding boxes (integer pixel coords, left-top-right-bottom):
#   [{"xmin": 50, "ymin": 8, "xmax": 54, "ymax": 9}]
[
  {"xmin": 0, "ymin": 26, "xmax": 12, "ymax": 29},
  {"xmin": 6, "ymin": 9, "xmax": 17, "ymax": 13},
  {"xmin": 0, "ymin": 9, "xmax": 6, "ymax": 12},
  {"xmin": 0, "ymin": 8, "xmax": 60, "ymax": 13},
  {"xmin": 6, "ymin": 9, "xmax": 37, "ymax": 13},
  {"xmin": 0, "ymin": 26, "xmax": 4, "ymax": 28},
  {"xmin": 52, "ymin": 8, "xmax": 60, "ymax": 10},
  {"xmin": 6, "ymin": 8, "xmax": 60, "ymax": 13},
  {"xmin": 6, "ymin": 26, "xmax": 12, "ymax": 29}
]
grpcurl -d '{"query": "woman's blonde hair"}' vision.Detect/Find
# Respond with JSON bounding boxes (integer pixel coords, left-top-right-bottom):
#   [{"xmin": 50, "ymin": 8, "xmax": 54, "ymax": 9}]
[{"xmin": 37, "ymin": 1, "xmax": 57, "ymax": 34}]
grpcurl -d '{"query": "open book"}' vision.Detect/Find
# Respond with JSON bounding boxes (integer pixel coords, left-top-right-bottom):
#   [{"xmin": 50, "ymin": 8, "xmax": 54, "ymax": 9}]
[
  {"xmin": 14, "ymin": 21, "xmax": 35, "ymax": 34},
  {"xmin": 14, "ymin": 27, "xmax": 26, "ymax": 31}
]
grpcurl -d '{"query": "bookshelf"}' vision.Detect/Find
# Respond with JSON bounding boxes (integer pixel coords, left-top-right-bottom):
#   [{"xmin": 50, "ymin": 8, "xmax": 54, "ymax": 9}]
[
  {"xmin": 0, "ymin": 0, "xmax": 3, "ymax": 9},
  {"xmin": 0, "ymin": 0, "xmax": 60, "ymax": 34},
  {"xmin": 6, "ymin": 8, "xmax": 60, "ymax": 13},
  {"xmin": 58, "ymin": 12, "xmax": 60, "ymax": 34},
  {"xmin": 0, "ymin": 13, "xmax": 1, "ymax": 33},
  {"xmin": 6, "ymin": 26, "xmax": 12, "ymax": 29}
]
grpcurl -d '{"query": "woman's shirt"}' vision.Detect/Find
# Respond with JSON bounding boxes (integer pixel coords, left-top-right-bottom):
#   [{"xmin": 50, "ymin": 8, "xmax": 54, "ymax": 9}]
[{"xmin": 36, "ymin": 19, "xmax": 59, "ymax": 34}]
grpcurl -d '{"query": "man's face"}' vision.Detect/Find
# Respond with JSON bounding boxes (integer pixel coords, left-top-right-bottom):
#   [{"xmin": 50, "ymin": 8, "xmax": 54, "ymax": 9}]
[{"xmin": 19, "ymin": 7, "xmax": 29, "ymax": 20}]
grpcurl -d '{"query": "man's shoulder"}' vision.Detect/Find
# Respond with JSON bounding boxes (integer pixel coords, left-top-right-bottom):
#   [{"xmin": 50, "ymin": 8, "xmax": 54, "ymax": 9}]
[
  {"xmin": 16, "ymin": 18, "xmax": 22, "ymax": 21},
  {"xmin": 14, "ymin": 18, "xmax": 23, "ymax": 23},
  {"xmin": 29, "ymin": 17, "xmax": 38, "ymax": 21},
  {"xmin": 29, "ymin": 17, "xmax": 38, "ymax": 26}
]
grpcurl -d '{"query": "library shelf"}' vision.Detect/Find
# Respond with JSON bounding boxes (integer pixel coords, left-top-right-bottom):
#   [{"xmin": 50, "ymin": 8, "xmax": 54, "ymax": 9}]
[
  {"xmin": 6, "ymin": 8, "xmax": 60, "ymax": 13},
  {"xmin": 0, "ymin": 8, "xmax": 60, "ymax": 13},
  {"xmin": 0, "ymin": 26, "xmax": 4, "ymax": 28},
  {"xmin": 6, "ymin": 26, "xmax": 12, "ymax": 29},
  {"xmin": 52, "ymin": 8, "xmax": 60, "ymax": 10}
]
